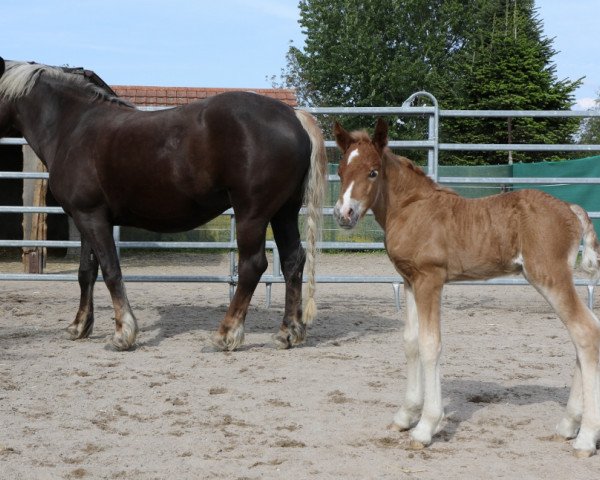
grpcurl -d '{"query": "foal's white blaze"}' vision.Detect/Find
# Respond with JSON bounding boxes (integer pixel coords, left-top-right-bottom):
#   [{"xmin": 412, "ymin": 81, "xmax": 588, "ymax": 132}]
[
  {"xmin": 337, "ymin": 180, "xmax": 357, "ymax": 218},
  {"xmin": 347, "ymin": 148, "xmax": 360, "ymax": 165}
]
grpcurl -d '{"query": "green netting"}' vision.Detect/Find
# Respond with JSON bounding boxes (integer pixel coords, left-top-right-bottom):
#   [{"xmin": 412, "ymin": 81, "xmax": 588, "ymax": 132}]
[
  {"xmin": 438, "ymin": 164, "xmax": 513, "ymax": 198},
  {"xmin": 513, "ymin": 155, "xmax": 600, "ymax": 234},
  {"xmin": 120, "ymin": 157, "xmax": 600, "ymax": 245}
]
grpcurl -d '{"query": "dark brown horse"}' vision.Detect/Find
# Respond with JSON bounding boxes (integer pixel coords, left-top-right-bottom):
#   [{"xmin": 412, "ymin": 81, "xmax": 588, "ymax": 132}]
[{"xmin": 0, "ymin": 57, "xmax": 327, "ymax": 351}]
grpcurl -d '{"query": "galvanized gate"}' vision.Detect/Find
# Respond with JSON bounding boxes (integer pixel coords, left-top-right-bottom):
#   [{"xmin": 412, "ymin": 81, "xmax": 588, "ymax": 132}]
[{"xmin": 2, "ymin": 92, "xmax": 600, "ymax": 307}]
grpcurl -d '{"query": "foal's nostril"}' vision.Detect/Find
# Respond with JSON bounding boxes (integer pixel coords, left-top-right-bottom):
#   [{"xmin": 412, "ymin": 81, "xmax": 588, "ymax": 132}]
[{"xmin": 347, "ymin": 208, "xmax": 354, "ymax": 218}]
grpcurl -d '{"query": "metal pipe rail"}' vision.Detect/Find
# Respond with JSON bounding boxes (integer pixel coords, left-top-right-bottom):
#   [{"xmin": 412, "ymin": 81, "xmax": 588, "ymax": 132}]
[{"xmin": 2, "ymin": 93, "xmax": 600, "ymax": 311}]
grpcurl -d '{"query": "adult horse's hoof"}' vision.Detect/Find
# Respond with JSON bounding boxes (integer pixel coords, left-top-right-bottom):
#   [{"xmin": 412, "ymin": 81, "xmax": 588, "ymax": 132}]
[
  {"xmin": 66, "ymin": 311, "xmax": 94, "ymax": 340},
  {"xmin": 66, "ymin": 321, "xmax": 93, "ymax": 340},
  {"xmin": 211, "ymin": 325, "xmax": 245, "ymax": 351},
  {"xmin": 272, "ymin": 322, "xmax": 306, "ymax": 349},
  {"xmin": 111, "ymin": 313, "xmax": 138, "ymax": 351},
  {"xmin": 272, "ymin": 332, "xmax": 292, "ymax": 349}
]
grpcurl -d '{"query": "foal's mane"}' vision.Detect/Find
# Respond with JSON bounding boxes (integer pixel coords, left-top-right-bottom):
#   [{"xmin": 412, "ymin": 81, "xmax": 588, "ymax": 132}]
[
  {"xmin": 382, "ymin": 148, "xmax": 457, "ymax": 195},
  {"xmin": 0, "ymin": 61, "xmax": 134, "ymax": 108}
]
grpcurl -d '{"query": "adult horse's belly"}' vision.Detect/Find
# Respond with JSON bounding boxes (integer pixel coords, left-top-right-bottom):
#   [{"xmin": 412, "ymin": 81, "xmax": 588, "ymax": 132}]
[{"xmin": 111, "ymin": 190, "xmax": 231, "ymax": 233}]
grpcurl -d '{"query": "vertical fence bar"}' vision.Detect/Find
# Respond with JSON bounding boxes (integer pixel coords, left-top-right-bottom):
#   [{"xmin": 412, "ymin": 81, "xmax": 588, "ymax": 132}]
[
  {"xmin": 113, "ymin": 225, "xmax": 121, "ymax": 259},
  {"xmin": 400, "ymin": 91, "xmax": 440, "ymax": 181},
  {"xmin": 267, "ymin": 245, "xmax": 279, "ymax": 308},
  {"xmin": 229, "ymin": 214, "xmax": 236, "ymax": 301}
]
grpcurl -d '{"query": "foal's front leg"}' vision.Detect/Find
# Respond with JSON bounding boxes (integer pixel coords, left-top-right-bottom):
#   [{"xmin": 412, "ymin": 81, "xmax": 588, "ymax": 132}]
[
  {"xmin": 391, "ymin": 284, "xmax": 424, "ymax": 430},
  {"xmin": 408, "ymin": 276, "xmax": 445, "ymax": 448},
  {"xmin": 66, "ymin": 236, "xmax": 99, "ymax": 340}
]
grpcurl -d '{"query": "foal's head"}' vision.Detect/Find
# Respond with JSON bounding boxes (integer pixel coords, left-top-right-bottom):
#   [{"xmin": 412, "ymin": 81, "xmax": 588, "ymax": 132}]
[{"xmin": 333, "ymin": 118, "xmax": 388, "ymax": 229}]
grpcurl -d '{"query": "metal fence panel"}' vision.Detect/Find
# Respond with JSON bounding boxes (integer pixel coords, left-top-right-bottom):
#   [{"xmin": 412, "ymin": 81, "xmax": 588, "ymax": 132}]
[{"xmin": 2, "ymin": 92, "xmax": 600, "ymax": 308}]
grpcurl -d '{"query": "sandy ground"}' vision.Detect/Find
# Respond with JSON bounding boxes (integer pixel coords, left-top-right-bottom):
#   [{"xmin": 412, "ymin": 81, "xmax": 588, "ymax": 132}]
[{"xmin": 1, "ymin": 251, "xmax": 599, "ymax": 479}]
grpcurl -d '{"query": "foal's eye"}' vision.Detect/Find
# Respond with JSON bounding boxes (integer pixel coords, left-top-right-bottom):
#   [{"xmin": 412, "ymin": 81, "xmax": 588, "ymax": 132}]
[{"xmin": 368, "ymin": 170, "xmax": 378, "ymax": 179}]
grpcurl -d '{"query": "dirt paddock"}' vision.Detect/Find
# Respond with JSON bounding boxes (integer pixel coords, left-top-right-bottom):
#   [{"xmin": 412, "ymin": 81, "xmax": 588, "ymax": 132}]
[{"xmin": 1, "ymin": 251, "xmax": 599, "ymax": 479}]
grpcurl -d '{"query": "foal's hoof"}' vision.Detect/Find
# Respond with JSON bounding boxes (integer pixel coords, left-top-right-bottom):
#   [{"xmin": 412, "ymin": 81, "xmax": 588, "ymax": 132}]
[
  {"xmin": 392, "ymin": 409, "xmax": 420, "ymax": 431},
  {"xmin": 407, "ymin": 440, "xmax": 427, "ymax": 451},
  {"xmin": 272, "ymin": 323, "xmax": 307, "ymax": 349},
  {"xmin": 387, "ymin": 423, "xmax": 407, "ymax": 432},
  {"xmin": 211, "ymin": 326, "xmax": 245, "ymax": 351},
  {"xmin": 555, "ymin": 417, "xmax": 580, "ymax": 440},
  {"xmin": 572, "ymin": 430, "xmax": 599, "ymax": 457},
  {"xmin": 574, "ymin": 448, "xmax": 596, "ymax": 458}
]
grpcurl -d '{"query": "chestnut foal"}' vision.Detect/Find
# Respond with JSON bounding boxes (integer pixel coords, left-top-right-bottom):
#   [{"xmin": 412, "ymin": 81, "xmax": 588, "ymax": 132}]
[{"xmin": 333, "ymin": 119, "xmax": 600, "ymax": 457}]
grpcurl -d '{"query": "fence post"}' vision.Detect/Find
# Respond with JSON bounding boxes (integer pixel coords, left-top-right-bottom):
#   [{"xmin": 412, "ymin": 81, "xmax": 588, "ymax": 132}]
[
  {"xmin": 21, "ymin": 146, "xmax": 47, "ymax": 273},
  {"xmin": 402, "ymin": 91, "xmax": 440, "ymax": 181}
]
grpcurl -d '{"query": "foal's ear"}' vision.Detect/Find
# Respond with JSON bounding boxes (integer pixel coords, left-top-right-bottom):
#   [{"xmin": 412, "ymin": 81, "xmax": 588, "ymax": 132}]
[
  {"xmin": 372, "ymin": 118, "xmax": 388, "ymax": 154},
  {"xmin": 0, "ymin": 57, "xmax": 4, "ymax": 78},
  {"xmin": 333, "ymin": 120, "xmax": 353, "ymax": 152}
]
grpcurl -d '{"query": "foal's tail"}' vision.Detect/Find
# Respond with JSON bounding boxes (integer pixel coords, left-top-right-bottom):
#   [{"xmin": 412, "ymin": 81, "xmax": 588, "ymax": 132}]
[
  {"xmin": 295, "ymin": 109, "xmax": 328, "ymax": 325},
  {"xmin": 571, "ymin": 204, "xmax": 600, "ymax": 280}
]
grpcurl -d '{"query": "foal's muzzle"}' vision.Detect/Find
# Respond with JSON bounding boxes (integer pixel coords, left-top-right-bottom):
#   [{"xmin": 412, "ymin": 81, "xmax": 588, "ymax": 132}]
[{"xmin": 334, "ymin": 202, "xmax": 360, "ymax": 229}]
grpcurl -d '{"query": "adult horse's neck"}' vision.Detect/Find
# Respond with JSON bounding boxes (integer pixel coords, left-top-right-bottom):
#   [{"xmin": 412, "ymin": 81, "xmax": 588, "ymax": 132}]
[
  {"xmin": 370, "ymin": 150, "xmax": 443, "ymax": 230},
  {"xmin": 12, "ymin": 77, "xmax": 105, "ymax": 170}
]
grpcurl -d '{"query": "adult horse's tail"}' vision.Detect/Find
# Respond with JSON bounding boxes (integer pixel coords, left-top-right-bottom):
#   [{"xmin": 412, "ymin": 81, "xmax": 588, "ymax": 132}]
[{"xmin": 295, "ymin": 110, "xmax": 327, "ymax": 325}]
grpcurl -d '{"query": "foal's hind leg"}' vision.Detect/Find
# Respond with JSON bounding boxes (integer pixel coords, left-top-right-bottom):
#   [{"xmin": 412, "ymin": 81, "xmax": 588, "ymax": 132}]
[
  {"xmin": 66, "ymin": 236, "xmax": 99, "ymax": 340},
  {"xmin": 556, "ymin": 358, "xmax": 583, "ymax": 440},
  {"xmin": 72, "ymin": 213, "xmax": 138, "ymax": 350},
  {"xmin": 270, "ymin": 203, "xmax": 307, "ymax": 349},
  {"xmin": 529, "ymin": 270, "xmax": 600, "ymax": 456}
]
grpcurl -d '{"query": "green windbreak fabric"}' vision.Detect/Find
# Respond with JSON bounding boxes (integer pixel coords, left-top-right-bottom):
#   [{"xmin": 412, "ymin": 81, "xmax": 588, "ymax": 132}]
[
  {"xmin": 513, "ymin": 156, "xmax": 600, "ymax": 234},
  {"xmin": 439, "ymin": 164, "xmax": 513, "ymax": 198}
]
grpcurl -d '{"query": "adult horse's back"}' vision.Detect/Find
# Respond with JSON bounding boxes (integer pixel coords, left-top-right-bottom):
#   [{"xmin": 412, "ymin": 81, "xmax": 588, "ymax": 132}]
[{"xmin": 0, "ymin": 57, "xmax": 327, "ymax": 351}]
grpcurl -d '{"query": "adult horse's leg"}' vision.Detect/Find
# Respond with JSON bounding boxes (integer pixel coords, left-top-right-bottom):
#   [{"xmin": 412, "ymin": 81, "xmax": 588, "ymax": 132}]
[
  {"xmin": 66, "ymin": 236, "xmax": 99, "ymax": 340},
  {"xmin": 390, "ymin": 283, "xmax": 424, "ymax": 430},
  {"xmin": 409, "ymin": 273, "xmax": 445, "ymax": 448},
  {"xmin": 212, "ymin": 217, "xmax": 268, "ymax": 351},
  {"xmin": 528, "ymin": 268, "xmax": 600, "ymax": 457},
  {"xmin": 270, "ymin": 201, "xmax": 306, "ymax": 349},
  {"xmin": 72, "ymin": 213, "xmax": 138, "ymax": 350}
]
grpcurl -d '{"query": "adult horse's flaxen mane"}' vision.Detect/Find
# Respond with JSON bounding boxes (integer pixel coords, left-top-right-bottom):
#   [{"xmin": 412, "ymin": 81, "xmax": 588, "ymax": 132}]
[
  {"xmin": 333, "ymin": 118, "xmax": 600, "ymax": 457},
  {"xmin": 0, "ymin": 60, "xmax": 133, "ymax": 107},
  {"xmin": 0, "ymin": 56, "xmax": 327, "ymax": 353}
]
